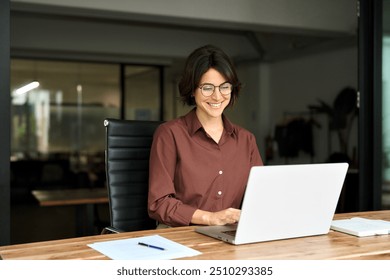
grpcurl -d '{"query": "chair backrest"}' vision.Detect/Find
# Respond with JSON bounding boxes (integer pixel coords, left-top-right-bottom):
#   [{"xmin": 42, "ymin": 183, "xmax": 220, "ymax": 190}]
[{"xmin": 104, "ymin": 118, "xmax": 163, "ymax": 232}]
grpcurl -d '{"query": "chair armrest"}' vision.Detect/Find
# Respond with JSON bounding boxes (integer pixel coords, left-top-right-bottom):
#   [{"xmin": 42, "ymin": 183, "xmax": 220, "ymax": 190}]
[{"xmin": 101, "ymin": 226, "xmax": 124, "ymax": 234}]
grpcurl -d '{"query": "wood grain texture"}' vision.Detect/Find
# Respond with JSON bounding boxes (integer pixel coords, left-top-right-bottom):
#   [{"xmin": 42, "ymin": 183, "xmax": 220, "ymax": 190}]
[
  {"xmin": 1, "ymin": 211, "xmax": 389, "ymax": 260},
  {"xmin": 32, "ymin": 188, "xmax": 108, "ymax": 206}
]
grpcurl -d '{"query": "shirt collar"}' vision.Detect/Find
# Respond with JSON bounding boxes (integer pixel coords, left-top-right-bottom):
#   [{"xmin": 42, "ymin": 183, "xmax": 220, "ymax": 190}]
[{"xmin": 184, "ymin": 108, "xmax": 236, "ymax": 137}]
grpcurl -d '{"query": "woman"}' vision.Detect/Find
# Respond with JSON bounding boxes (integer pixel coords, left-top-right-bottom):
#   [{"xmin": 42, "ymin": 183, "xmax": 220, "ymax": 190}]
[{"xmin": 148, "ymin": 45, "xmax": 263, "ymax": 227}]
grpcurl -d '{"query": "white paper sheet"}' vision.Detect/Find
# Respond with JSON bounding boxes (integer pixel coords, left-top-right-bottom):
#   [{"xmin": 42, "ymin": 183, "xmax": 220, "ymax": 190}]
[{"xmin": 88, "ymin": 235, "xmax": 201, "ymax": 260}]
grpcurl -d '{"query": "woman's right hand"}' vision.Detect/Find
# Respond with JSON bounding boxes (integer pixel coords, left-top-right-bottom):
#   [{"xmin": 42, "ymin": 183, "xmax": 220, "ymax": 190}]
[{"xmin": 192, "ymin": 208, "xmax": 241, "ymax": 226}]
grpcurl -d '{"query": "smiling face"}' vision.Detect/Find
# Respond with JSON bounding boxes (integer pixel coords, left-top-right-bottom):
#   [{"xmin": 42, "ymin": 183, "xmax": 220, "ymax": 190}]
[{"xmin": 194, "ymin": 68, "xmax": 231, "ymax": 121}]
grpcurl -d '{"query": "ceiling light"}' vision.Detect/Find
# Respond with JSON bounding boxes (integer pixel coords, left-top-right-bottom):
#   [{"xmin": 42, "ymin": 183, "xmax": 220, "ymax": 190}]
[{"xmin": 13, "ymin": 81, "xmax": 40, "ymax": 97}]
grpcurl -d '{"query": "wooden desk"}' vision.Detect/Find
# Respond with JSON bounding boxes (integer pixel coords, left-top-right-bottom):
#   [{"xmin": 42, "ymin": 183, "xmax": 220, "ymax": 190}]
[
  {"xmin": 1, "ymin": 211, "xmax": 390, "ymax": 260},
  {"xmin": 32, "ymin": 188, "xmax": 108, "ymax": 206},
  {"xmin": 32, "ymin": 188, "xmax": 109, "ymax": 236}
]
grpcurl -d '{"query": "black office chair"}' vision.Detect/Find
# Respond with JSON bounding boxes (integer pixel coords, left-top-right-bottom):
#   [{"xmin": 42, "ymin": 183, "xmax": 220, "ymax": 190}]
[{"xmin": 102, "ymin": 118, "xmax": 163, "ymax": 233}]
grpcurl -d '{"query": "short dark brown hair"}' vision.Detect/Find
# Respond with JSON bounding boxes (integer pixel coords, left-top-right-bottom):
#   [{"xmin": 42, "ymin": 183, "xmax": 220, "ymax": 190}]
[{"xmin": 178, "ymin": 44, "xmax": 241, "ymax": 107}]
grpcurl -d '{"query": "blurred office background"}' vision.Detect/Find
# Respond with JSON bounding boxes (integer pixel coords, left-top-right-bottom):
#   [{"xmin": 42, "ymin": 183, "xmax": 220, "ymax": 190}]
[{"xmin": 1, "ymin": 0, "xmax": 389, "ymax": 244}]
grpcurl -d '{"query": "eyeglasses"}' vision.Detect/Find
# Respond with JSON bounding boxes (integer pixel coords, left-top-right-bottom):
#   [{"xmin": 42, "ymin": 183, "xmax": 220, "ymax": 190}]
[{"xmin": 198, "ymin": 82, "xmax": 233, "ymax": 97}]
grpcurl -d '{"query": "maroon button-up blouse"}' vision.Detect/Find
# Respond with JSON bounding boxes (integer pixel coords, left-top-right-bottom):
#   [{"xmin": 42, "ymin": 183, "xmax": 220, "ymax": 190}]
[{"xmin": 148, "ymin": 108, "xmax": 263, "ymax": 226}]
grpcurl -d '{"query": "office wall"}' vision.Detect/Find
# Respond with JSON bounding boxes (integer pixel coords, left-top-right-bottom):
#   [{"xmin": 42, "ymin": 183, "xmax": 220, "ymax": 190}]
[
  {"xmin": 225, "ymin": 62, "xmax": 267, "ymax": 154},
  {"xmin": 10, "ymin": 0, "xmax": 357, "ymax": 65},
  {"xmin": 269, "ymin": 46, "xmax": 358, "ymax": 164},
  {"xmin": 10, "ymin": 11, "xmax": 258, "ymax": 63},
  {"xmin": 12, "ymin": 0, "xmax": 357, "ymax": 35}
]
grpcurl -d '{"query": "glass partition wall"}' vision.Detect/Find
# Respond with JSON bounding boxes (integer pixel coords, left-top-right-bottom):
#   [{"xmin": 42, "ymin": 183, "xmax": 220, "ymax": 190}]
[
  {"xmin": 125, "ymin": 66, "xmax": 161, "ymax": 121},
  {"xmin": 10, "ymin": 59, "xmax": 162, "ymax": 200},
  {"xmin": 11, "ymin": 60, "xmax": 120, "ymax": 158}
]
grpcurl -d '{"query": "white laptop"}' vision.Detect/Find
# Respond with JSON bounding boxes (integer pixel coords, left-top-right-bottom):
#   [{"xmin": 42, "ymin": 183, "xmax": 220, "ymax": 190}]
[{"xmin": 195, "ymin": 162, "xmax": 349, "ymax": 245}]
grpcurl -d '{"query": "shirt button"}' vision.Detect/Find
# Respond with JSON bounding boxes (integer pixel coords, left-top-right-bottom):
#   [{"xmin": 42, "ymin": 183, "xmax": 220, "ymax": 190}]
[
  {"xmin": 219, "ymin": 170, "xmax": 223, "ymax": 175},
  {"xmin": 217, "ymin": 191, "xmax": 222, "ymax": 195}
]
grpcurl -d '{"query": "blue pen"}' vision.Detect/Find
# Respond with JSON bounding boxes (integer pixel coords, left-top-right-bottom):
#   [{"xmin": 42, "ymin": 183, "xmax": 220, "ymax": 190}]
[{"xmin": 138, "ymin": 242, "xmax": 166, "ymax": 251}]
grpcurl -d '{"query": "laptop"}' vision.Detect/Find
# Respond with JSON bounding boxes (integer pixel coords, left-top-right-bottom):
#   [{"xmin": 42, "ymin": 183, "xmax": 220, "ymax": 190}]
[{"xmin": 195, "ymin": 162, "xmax": 349, "ymax": 245}]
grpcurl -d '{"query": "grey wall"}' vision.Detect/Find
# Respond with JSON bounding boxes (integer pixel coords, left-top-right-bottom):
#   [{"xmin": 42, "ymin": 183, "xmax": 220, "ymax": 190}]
[
  {"xmin": 11, "ymin": 0, "xmax": 357, "ymax": 35},
  {"xmin": 11, "ymin": 0, "xmax": 357, "ymax": 61}
]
